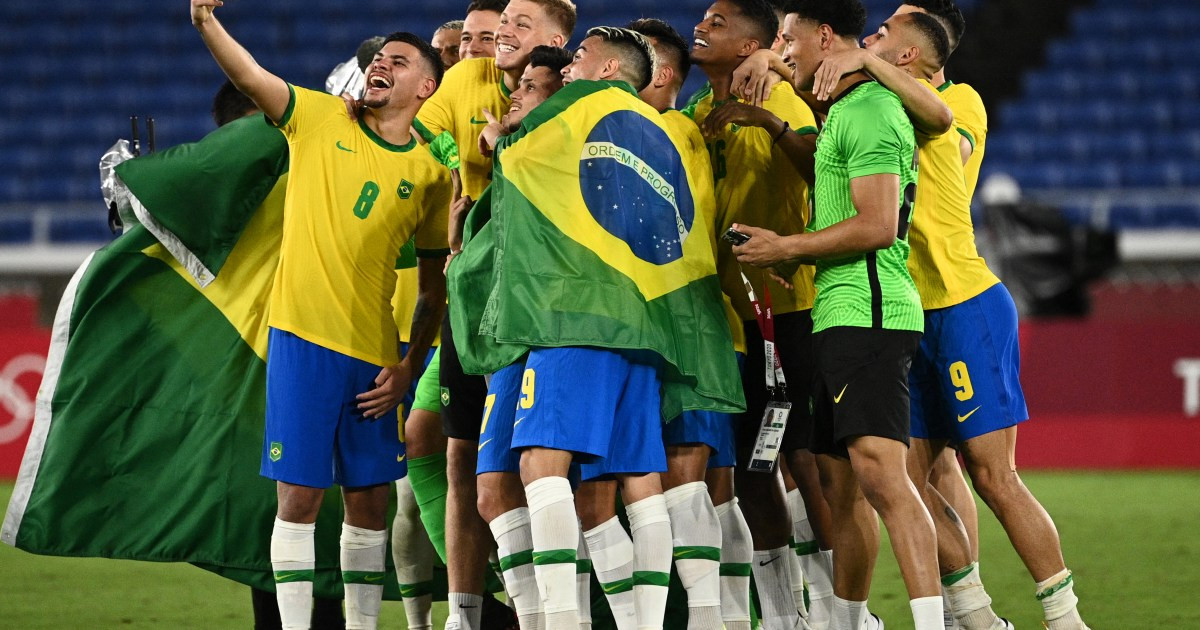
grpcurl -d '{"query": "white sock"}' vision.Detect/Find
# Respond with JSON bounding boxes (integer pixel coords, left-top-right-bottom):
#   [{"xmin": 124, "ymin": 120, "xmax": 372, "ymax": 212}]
[
  {"xmin": 831, "ymin": 596, "xmax": 867, "ymax": 630},
  {"xmin": 393, "ymin": 478, "xmax": 435, "ymax": 630},
  {"xmin": 340, "ymin": 524, "xmax": 387, "ymax": 630},
  {"xmin": 664, "ymin": 482, "xmax": 723, "ymax": 628},
  {"xmin": 1037, "ymin": 569, "xmax": 1087, "ymax": 629},
  {"xmin": 753, "ymin": 546, "xmax": 800, "ymax": 630},
  {"xmin": 577, "ymin": 525, "xmax": 593, "ymax": 629},
  {"xmin": 489, "ymin": 507, "xmax": 543, "ymax": 629},
  {"xmin": 584, "ymin": 516, "xmax": 638, "ymax": 630},
  {"xmin": 785, "ymin": 490, "xmax": 810, "ymax": 619},
  {"xmin": 526, "ymin": 477, "xmax": 580, "ymax": 630},
  {"xmin": 625, "ymin": 494, "xmax": 673, "ymax": 630},
  {"xmin": 271, "ymin": 518, "xmax": 315, "ymax": 630},
  {"xmin": 910, "ymin": 595, "xmax": 944, "ymax": 630},
  {"xmin": 942, "ymin": 562, "xmax": 1002, "ymax": 629},
  {"xmin": 714, "ymin": 499, "xmax": 752, "ymax": 630},
  {"xmin": 447, "ymin": 592, "xmax": 483, "ymax": 630},
  {"xmin": 805, "ymin": 549, "xmax": 836, "ymax": 630}
]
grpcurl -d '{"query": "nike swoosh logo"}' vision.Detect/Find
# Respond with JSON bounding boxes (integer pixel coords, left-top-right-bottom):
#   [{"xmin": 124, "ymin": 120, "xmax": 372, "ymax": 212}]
[
  {"xmin": 833, "ymin": 384, "xmax": 848, "ymax": 404},
  {"xmin": 459, "ymin": 604, "xmax": 478, "ymax": 609},
  {"xmin": 397, "ymin": 454, "xmax": 406, "ymax": 462},
  {"xmin": 335, "ymin": 140, "xmax": 355, "ymax": 153},
  {"xmin": 364, "ymin": 574, "xmax": 386, "ymax": 583},
  {"xmin": 957, "ymin": 406, "xmax": 982, "ymax": 423},
  {"xmin": 514, "ymin": 417, "xmax": 525, "ymax": 427},
  {"xmin": 758, "ymin": 555, "xmax": 781, "ymax": 566},
  {"xmin": 478, "ymin": 438, "xmax": 493, "ymax": 452},
  {"xmin": 470, "ymin": 116, "xmax": 488, "ymax": 125}
]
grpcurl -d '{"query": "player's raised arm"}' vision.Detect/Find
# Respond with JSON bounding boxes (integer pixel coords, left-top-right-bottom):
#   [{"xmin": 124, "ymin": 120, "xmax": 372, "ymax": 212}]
[{"xmin": 191, "ymin": 0, "xmax": 290, "ymax": 123}]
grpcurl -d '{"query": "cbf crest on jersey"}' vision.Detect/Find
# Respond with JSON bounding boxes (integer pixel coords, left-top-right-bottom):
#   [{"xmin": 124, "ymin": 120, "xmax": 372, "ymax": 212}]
[{"xmin": 448, "ymin": 80, "xmax": 744, "ymax": 420}]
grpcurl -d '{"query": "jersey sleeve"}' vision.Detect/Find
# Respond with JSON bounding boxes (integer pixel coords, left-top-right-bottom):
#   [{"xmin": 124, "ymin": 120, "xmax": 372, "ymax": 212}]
[
  {"xmin": 273, "ymin": 84, "xmax": 339, "ymax": 141},
  {"xmin": 413, "ymin": 118, "xmax": 462, "ymax": 170},
  {"xmin": 950, "ymin": 87, "xmax": 988, "ymax": 152},
  {"xmin": 839, "ymin": 97, "xmax": 909, "ymax": 180},
  {"xmin": 414, "ymin": 166, "xmax": 452, "ymax": 257}
]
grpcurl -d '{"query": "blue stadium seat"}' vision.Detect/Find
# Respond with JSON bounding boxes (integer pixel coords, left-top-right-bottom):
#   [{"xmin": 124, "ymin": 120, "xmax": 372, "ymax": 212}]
[{"xmin": 0, "ymin": 215, "xmax": 34, "ymax": 243}]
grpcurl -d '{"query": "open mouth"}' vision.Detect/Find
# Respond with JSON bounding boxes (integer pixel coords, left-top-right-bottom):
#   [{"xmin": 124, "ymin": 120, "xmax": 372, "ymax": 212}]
[
  {"xmin": 366, "ymin": 73, "xmax": 392, "ymax": 90},
  {"xmin": 497, "ymin": 42, "xmax": 517, "ymax": 54},
  {"xmin": 693, "ymin": 36, "xmax": 710, "ymax": 49}
]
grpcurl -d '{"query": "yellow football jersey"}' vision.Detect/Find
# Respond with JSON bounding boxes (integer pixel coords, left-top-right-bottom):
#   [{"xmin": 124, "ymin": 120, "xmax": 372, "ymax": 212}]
[
  {"xmin": 940, "ymin": 81, "xmax": 988, "ymax": 200},
  {"xmin": 685, "ymin": 81, "xmax": 819, "ymax": 321},
  {"xmin": 270, "ymin": 85, "xmax": 452, "ymax": 366},
  {"xmin": 417, "ymin": 57, "xmax": 511, "ymax": 199},
  {"xmin": 661, "ymin": 109, "xmax": 747, "ymax": 354},
  {"xmin": 906, "ymin": 83, "xmax": 998, "ymax": 310}
]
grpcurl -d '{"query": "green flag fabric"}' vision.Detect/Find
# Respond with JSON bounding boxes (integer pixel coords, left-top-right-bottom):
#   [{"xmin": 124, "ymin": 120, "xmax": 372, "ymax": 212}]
[
  {"xmin": 448, "ymin": 80, "xmax": 744, "ymax": 420},
  {"xmin": 0, "ymin": 115, "xmax": 427, "ymax": 599}
]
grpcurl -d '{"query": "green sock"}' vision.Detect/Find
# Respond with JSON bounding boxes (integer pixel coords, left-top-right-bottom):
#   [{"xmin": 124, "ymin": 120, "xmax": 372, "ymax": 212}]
[{"xmin": 407, "ymin": 452, "xmax": 449, "ymax": 563}]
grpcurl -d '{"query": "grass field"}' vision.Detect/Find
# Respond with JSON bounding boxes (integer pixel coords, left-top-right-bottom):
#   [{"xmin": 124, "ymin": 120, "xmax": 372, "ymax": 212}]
[{"xmin": 2, "ymin": 472, "xmax": 1198, "ymax": 628}]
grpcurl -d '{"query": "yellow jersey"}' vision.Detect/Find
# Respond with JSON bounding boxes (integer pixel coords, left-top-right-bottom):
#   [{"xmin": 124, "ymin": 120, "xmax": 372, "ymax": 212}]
[
  {"xmin": 683, "ymin": 81, "xmax": 819, "ymax": 321},
  {"xmin": 661, "ymin": 108, "xmax": 748, "ymax": 354},
  {"xmin": 270, "ymin": 85, "xmax": 452, "ymax": 366},
  {"xmin": 906, "ymin": 83, "xmax": 998, "ymax": 310},
  {"xmin": 940, "ymin": 81, "xmax": 988, "ymax": 200},
  {"xmin": 417, "ymin": 57, "xmax": 511, "ymax": 199}
]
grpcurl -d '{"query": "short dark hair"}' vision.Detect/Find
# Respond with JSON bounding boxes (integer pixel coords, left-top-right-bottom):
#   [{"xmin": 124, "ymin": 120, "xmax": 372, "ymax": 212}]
[
  {"xmin": 626, "ymin": 18, "xmax": 691, "ymax": 84},
  {"xmin": 785, "ymin": 0, "xmax": 867, "ymax": 40},
  {"xmin": 211, "ymin": 80, "xmax": 258, "ymax": 127},
  {"xmin": 585, "ymin": 26, "xmax": 656, "ymax": 92},
  {"xmin": 356, "ymin": 36, "xmax": 386, "ymax": 72},
  {"xmin": 726, "ymin": 0, "xmax": 780, "ymax": 50},
  {"xmin": 528, "ymin": 45, "xmax": 573, "ymax": 76},
  {"xmin": 381, "ymin": 31, "xmax": 446, "ymax": 86},
  {"xmin": 522, "ymin": 0, "xmax": 577, "ymax": 40},
  {"xmin": 901, "ymin": 0, "xmax": 965, "ymax": 51},
  {"xmin": 466, "ymin": 0, "xmax": 507, "ymax": 15},
  {"xmin": 901, "ymin": 11, "xmax": 951, "ymax": 68}
]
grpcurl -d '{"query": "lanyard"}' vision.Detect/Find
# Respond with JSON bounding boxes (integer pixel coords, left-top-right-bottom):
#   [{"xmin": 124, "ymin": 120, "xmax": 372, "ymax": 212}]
[{"xmin": 740, "ymin": 271, "xmax": 787, "ymax": 398}]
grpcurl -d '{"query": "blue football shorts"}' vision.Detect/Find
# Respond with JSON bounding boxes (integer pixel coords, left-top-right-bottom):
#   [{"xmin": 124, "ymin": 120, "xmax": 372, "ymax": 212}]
[
  {"xmin": 486, "ymin": 347, "xmax": 667, "ymax": 479},
  {"xmin": 663, "ymin": 353, "xmax": 742, "ymax": 469},
  {"xmin": 261, "ymin": 328, "xmax": 405, "ymax": 488},
  {"xmin": 909, "ymin": 282, "xmax": 1029, "ymax": 444}
]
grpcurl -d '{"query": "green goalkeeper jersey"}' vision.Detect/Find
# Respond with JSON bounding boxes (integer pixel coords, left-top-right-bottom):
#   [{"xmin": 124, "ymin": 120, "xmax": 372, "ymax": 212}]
[{"xmin": 810, "ymin": 80, "xmax": 923, "ymax": 333}]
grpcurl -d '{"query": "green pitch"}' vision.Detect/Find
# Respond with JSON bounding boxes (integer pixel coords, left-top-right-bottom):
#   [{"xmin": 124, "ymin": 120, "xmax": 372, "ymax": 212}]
[{"xmin": 2, "ymin": 472, "xmax": 1198, "ymax": 628}]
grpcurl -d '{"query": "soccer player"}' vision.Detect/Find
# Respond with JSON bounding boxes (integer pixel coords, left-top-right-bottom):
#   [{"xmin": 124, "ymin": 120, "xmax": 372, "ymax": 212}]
[
  {"xmin": 866, "ymin": 4, "xmax": 1090, "ymax": 628},
  {"xmin": 624, "ymin": 17, "xmax": 748, "ymax": 630},
  {"xmin": 417, "ymin": 2, "xmax": 576, "ymax": 627},
  {"xmin": 473, "ymin": 45, "xmax": 574, "ymax": 630},
  {"xmin": 545, "ymin": 27, "xmax": 676, "ymax": 630},
  {"xmin": 434, "ymin": 20, "xmax": 465, "ymax": 69},
  {"xmin": 460, "ymin": 0, "xmax": 506, "ymax": 60},
  {"xmin": 190, "ymin": 2, "xmax": 450, "ymax": 629},
  {"xmin": 685, "ymin": 2, "xmax": 822, "ymax": 628},
  {"xmin": 732, "ymin": 1, "xmax": 946, "ymax": 629}
]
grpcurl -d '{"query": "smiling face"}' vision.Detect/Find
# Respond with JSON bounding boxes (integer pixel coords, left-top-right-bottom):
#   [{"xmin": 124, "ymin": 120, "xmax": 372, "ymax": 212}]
[
  {"xmin": 780, "ymin": 13, "xmax": 825, "ymax": 92},
  {"xmin": 363, "ymin": 41, "xmax": 436, "ymax": 109},
  {"xmin": 495, "ymin": 0, "xmax": 566, "ymax": 72},
  {"xmin": 505, "ymin": 64, "xmax": 561, "ymax": 130},
  {"xmin": 460, "ymin": 9, "xmax": 500, "ymax": 59},
  {"xmin": 691, "ymin": 0, "xmax": 756, "ymax": 68}
]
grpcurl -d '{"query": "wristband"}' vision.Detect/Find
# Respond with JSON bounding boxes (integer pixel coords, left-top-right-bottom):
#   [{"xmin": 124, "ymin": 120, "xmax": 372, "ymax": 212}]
[{"xmin": 772, "ymin": 121, "xmax": 790, "ymax": 144}]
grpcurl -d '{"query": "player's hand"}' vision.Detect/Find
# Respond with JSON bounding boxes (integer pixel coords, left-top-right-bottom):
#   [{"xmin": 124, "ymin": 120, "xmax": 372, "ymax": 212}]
[
  {"xmin": 445, "ymin": 194, "xmax": 475, "ymax": 273},
  {"xmin": 812, "ymin": 48, "xmax": 870, "ymax": 101},
  {"xmin": 766, "ymin": 260, "xmax": 801, "ymax": 290},
  {"xmin": 731, "ymin": 49, "xmax": 782, "ymax": 107},
  {"xmin": 702, "ymin": 102, "xmax": 782, "ymax": 138},
  {"xmin": 731, "ymin": 223, "xmax": 791, "ymax": 268},
  {"xmin": 357, "ymin": 361, "xmax": 415, "ymax": 419},
  {"xmin": 191, "ymin": 0, "xmax": 223, "ymax": 26},
  {"xmin": 342, "ymin": 92, "xmax": 363, "ymax": 121},
  {"xmin": 477, "ymin": 108, "xmax": 504, "ymax": 157}
]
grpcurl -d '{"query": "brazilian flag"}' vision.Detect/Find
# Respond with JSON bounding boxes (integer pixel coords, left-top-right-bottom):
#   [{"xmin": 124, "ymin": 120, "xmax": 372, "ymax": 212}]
[
  {"xmin": 449, "ymin": 80, "xmax": 744, "ymax": 419},
  {"xmin": 0, "ymin": 115, "xmax": 435, "ymax": 600}
]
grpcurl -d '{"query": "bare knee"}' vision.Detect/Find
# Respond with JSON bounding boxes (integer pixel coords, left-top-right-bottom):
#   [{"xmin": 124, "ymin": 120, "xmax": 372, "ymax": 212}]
[
  {"xmin": 477, "ymin": 473, "xmax": 521, "ymax": 523},
  {"xmin": 276, "ymin": 482, "xmax": 324, "ymax": 523}
]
